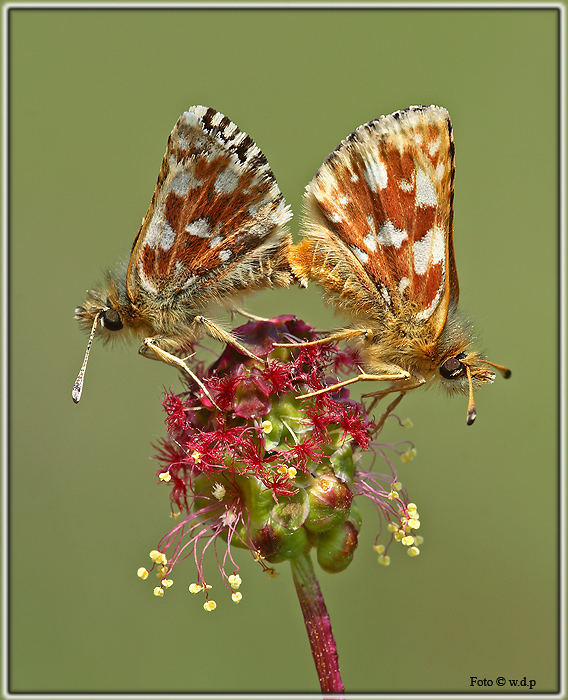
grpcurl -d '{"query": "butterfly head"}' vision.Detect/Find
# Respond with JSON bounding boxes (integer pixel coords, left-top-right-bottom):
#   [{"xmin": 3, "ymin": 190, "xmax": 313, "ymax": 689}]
[
  {"xmin": 75, "ymin": 289, "xmax": 125, "ymax": 340},
  {"xmin": 438, "ymin": 349, "xmax": 510, "ymax": 425},
  {"xmin": 73, "ymin": 272, "xmax": 139, "ymax": 403}
]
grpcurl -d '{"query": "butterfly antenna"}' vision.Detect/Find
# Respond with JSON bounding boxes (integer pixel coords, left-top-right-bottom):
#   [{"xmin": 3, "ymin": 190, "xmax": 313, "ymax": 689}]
[
  {"xmin": 72, "ymin": 310, "xmax": 103, "ymax": 403},
  {"xmin": 482, "ymin": 360, "xmax": 512, "ymax": 379},
  {"xmin": 465, "ymin": 365, "xmax": 476, "ymax": 426}
]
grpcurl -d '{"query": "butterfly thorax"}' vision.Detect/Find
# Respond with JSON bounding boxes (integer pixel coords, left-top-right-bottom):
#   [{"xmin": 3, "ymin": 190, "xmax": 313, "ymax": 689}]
[{"xmin": 359, "ymin": 304, "xmax": 495, "ymax": 394}]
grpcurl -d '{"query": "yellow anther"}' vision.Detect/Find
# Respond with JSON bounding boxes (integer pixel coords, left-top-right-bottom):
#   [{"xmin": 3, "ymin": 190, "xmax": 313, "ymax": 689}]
[
  {"xmin": 157, "ymin": 565, "xmax": 168, "ymax": 577},
  {"xmin": 408, "ymin": 518, "xmax": 420, "ymax": 529},
  {"xmin": 414, "ymin": 535, "xmax": 424, "ymax": 545},
  {"xmin": 373, "ymin": 544, "xmax": 385, "ymax": 554},
  {"xmin": 159, "ymin": 471, "xmax": 171, "ymax": 482},
  {"xmin": 231, "ymin": 592, "xmax": 243, "ymax": 603},
  {"xmin": 261, "ymin": 420, "xmax": 272, "ymax": 434},
  {"xmin": 407, "ymin": 502, "xmax": 417, "ymax": 512},
  {"xmin": 401, "ymin": 535, "xmax": 415, "ymax": 546},
  {"xmin": 402, "ymin": 418, "xmax": 414, "ymax": 428},
  {"xmin": 137, "ymin": 567, "xmax": 149, "ymax": 580},
  {"xmin": 162, "ymin": 578, "xmax": 173, "ymax": 588},
  {"xmin": 191, "ymin": 451, "xmax": 201, "ymax": 463},
  {"xmin": 253, "ymin": 551, "xmax": 265, "ymax": 561},
  {"xmin": 149, "ymin": 550, "xmax": 162, "ymax": 562},
  {"xmin": 394, "ymin": 530, "xmax": 404, "ymax": 542},
  {"xmin": 189, "ymin": 583, "xmax": 202, "ymax": 594},
  {"xmin": 170, "ymin": 511, "xmax": 181, "ymax": 520},
  {"xmin": 387, "ymin": 490, "xmax": 399, "ymax": 500},
  {"xmin": 393, "ymin": 481, "xmax": 402, "ymax": 490},
  {"xmin": 203, "ymin": 600, "xmax": 217, "ymax": 611},
  {"xmin": 212, "ymin": 482, "xmax": 226, "ymax": 500},
  {"xmin": 158, "ymin": 553, "xmax": 168, "ymax": 566},
  {"xmin": 277, "ymin": 466, "xmax": 287, "ymax": 475},
  {"xmin": 407, "ymin": 546, "xmax": 420, "ymax": 557},
  {"xmin": 265, "ymin": 568, "xmax": 279, "ymax": 578},
  {"xmin": 387, "ymin": 523, "xmax": 398, "ymax": 533},
  {"xmin": 153, "ymin": 586, "xmax": 164, "ymax": 597},
  {"xmin": 228, "ymin": 574, "xmax": 242, "ymax": 589},
  {"xmin": 378, "ymin": 555, "xmax": 391, "ymax": 566},
  {"xmin": 401, "ymin": 448, "xmax": 417, "ymax": 463},
  {"xmin": 287, "ymin": 467, "xmax": 297, "ymax": 479}
]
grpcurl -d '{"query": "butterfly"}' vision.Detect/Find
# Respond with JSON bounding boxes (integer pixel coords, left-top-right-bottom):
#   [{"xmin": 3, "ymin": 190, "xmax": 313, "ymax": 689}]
[
  {"xmin": 281, "ymin": 105, "xmax": 510, "ymax": 425},
  {"xmin": 73, "ymin": 106, "xmax": 292, "ymax": 403}
]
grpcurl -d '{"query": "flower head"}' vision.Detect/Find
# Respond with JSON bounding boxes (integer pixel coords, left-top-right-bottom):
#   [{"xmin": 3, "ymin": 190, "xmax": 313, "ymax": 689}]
[{"xmin": 139, "ymin": 316, "xmax": 421, "ymax": 606}]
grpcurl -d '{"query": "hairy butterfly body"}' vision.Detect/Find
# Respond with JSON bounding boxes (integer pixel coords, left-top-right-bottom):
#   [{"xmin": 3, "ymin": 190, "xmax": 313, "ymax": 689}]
[
  {"xmin": 74, "ymin": 106, "xmax": 292, "ymax": 403},
  {"xmin": 286, "ymin": 105, "xmax": 509, "ymax": 424}
]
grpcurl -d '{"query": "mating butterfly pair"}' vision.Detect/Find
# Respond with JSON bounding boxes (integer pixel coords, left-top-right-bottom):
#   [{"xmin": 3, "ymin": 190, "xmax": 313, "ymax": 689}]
[{"xmin": 73, "ymin": 105, "xmax": 509, "ymax": 423}]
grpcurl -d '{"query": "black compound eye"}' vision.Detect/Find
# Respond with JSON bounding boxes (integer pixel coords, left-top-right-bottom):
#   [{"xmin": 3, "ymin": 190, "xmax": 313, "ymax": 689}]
[
  {"xmin": 102, "ymin": 308, "xmax": 123, "ymax": 331},
  {"xmin": 440, "ymin": 354, "xmax": 466, "ymax": 379}
]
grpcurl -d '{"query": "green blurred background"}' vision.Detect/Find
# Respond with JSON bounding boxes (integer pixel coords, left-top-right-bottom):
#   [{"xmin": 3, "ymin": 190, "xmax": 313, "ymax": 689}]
[{"xmin": 8, "ymin": 5, "xmax": 559, "ymax": 695}]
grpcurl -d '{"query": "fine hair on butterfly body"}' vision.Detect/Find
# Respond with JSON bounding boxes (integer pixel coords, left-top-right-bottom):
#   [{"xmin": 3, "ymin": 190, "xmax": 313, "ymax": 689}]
[
  {"xmin": 73, "ymin": 106, "xmax": 293, "ymax": 403},
  {"xmin": 285, "ymin": 105, "xmax": 510, "ymax": 425}
]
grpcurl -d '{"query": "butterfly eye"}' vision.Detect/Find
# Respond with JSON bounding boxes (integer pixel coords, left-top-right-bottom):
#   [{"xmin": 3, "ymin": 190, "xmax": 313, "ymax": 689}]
[
  {"xmin": 101, "ymin": 308, "xmax": 123, "ymax": 331},
  {"xmin": 439, "ymin": 355, "xmax": 466, "ymax": 379}
]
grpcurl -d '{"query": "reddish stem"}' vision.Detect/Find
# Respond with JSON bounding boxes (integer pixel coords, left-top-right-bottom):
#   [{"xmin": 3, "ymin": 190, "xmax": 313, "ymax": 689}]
[{"xmin": 290, "ymin": 552, "xmax": 344, "ymax": 696}]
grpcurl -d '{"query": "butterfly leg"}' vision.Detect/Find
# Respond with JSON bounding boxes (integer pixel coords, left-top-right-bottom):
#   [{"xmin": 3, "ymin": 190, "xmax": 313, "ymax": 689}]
[
  {"xmin": 296, "ymin": 368, "xmax": 411, "ymax": 400},
  {"xmin": 193, "ymin": 316, "xmax": 264, "ymax": 363},
  {"xmin": 230, "ymin": 306, "xmax": 270, "ymax": 323},
  {"xmin": 140, "ymin": 338, "xmax": 219, "ymax": 409},
  {"xmin": 363, "ymin": 378, "xmax": 426, "ymax": 433},
  {"xmin": 368, "ymin": 392, "xmax": 405, "ymax": 435},
  {"xmin": 274, "ymin": 327, "xmax": 371, "ymax": 349}
]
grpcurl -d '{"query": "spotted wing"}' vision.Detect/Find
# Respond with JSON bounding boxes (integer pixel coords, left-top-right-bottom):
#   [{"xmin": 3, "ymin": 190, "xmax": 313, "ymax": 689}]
[
  {"xmin": 292, "ymin": 105, "xmax": 457, "ymax": 338},
  {"xmin": 127, "ymin": 107, "xmax": 292, "ymax": 306}
]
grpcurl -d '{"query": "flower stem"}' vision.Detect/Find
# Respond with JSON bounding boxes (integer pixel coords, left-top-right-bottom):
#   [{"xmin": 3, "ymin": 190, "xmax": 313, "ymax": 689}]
[{"xmin": 290, "ymin": 552, "xmax": 344, "ymax": 696}]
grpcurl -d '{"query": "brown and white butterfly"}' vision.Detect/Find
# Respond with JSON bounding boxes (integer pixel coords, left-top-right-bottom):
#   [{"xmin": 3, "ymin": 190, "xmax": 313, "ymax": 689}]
[
  {"xmin": 284, "ymin": 105, "xmax": 510, "ymax": 425},
  {"xmin": 73, "ymin": 106, "xmax": 292, "ymax": 403}
]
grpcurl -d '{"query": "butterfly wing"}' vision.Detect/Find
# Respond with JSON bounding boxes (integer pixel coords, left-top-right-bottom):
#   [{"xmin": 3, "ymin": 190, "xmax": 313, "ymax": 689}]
[
  {"xmin": 292, "ymin": 105, "xmax": 457, "ymax": 338},
  {"xmin": 127, "ymin": 107, "xmax": 292, "ymax": 307}
]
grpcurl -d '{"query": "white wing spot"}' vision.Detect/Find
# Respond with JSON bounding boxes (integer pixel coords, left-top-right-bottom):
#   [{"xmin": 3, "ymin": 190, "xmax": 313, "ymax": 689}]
[
  {"xmin": 413, "ymin": 227, "xmax": 445, "ymax": 275},
  {"xmin": 398, "ymin": 277, "xmax": 410, "ymax": 295},
  {"xmin": 185, "ymin": 218, "xmax": 212, "ymax": 238},
  {"xmin": 223, "ymin": 123, "xmax": 238, "ymax": 139},
  {"xmin": 377, "ymin": 220, "xmax": 408, "ymax": 248},
  {"xmin": 209, "ymin": 235, "xmax": 223, "ymax": 248},
  {"xmin": 170, "ymin": 171, "xmax": 192, "ymax": 196},
  {"xmin": 160, "ymin": 222, "xmax": 176, "ymax": 251},
  {"xmin": 363, "ymin": 233, "xmax": 377, "ymax": 252},
  {"xmin": 144, "ymin": 218, "xmax": 160, "ymax": 249},
  {"xmin": 380, "ymin": 287, "xmax": 391, "ymax": 305},
  {"xmin": 415, "ymin": 168, "xmax": 437, "ymax": 207},
  {"xmin": 416, "ymin": 284, "xmax": 443, "ymax": 320},
  {"xmin": 435, "ymin": 161, "xmax": 446, "ymax": 181},
  {"xmin": 330, "ymin": 213, "xmax": 342, "ymax": 223},
  {"xmin": 339, "ymin": 195, "xmax": 350, "ymax": 206},
  {"xmin": 428, "ymin": 136, "xmax": 441, "ymax": 156},
  {"xmin": 398, "ymin": 175, "xmax": 414, "ymax": 193},
  {"xmin": 214, "ymin": 167, "xmax": 240, "ymax": 194},
  {"xmin": 350, "ymin": 172, "xmax": 359, "ymax": 183},
  {"xmin": 138, "ymin": 269, "xmax": 158, "ymax": 294},
  {"xmin": 351, "ymin": 246, "xmax": 369, "ymax": 264},
  {"xmin": 219, "ymin": 249, "xmax": 232, "ymax": 262},
  {"xmin": 363, "ymin": 156, "xmax": 388, "ymax": 190},
  {"xmin": 181, "ymin": 274, "xmax": 199, "ymax": 290}
]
